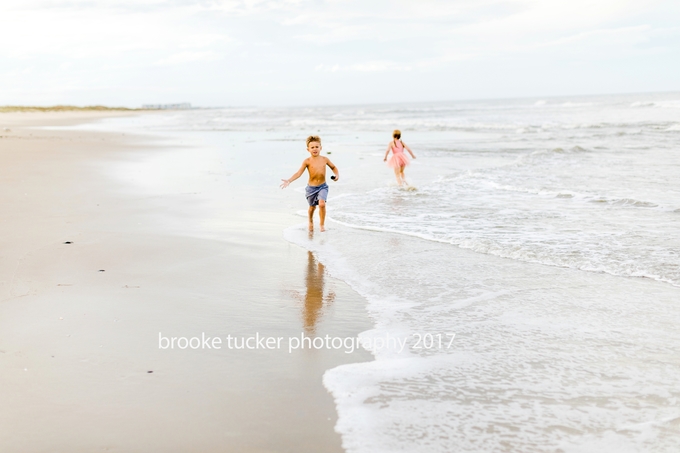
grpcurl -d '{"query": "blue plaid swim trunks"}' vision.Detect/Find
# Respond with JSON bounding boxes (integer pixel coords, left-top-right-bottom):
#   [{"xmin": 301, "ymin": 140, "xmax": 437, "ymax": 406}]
[{"xmin": 305, "ymin": 182, "xmax": 329, "ymax": 206}]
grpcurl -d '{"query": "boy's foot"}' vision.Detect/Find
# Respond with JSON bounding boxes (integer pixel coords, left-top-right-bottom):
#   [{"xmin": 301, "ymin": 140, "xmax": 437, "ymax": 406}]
[
  {"xmin": 308, "ymin": 220, "xmax": 314, "ymax": 231},
  {"xmin": 320, "ymin": 225, "xmax": 326, "ymax": 232}
]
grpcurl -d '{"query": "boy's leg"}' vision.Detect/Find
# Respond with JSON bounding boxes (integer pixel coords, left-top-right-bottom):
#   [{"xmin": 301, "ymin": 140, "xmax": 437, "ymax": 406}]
[
  {"xmin": 318, "ymin": 199, "xmax": 326, "ymax": 232},
  {"xmin": 308, "ymin": 205, "xmax": 316, "ymax": 231}
]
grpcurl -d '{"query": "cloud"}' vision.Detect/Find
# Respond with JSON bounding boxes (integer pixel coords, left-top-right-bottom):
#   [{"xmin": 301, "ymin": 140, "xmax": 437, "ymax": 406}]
[
  {"xmin": 0, "ymin": 4, "xmax": 233, "ymax": 59},
  {"xmin": 295, "ymin": 25, "xmax": 373, "ymax": 44},
  {"xmin": 315, "ymin": 61, "xmax": 411, "ymax": 72},
  {"xmin": 0, "ymin": 0, "xmax": 677, "ymax": 105},
  {"xmin": 0, "ymin": 0, "xmax": 667, "ymax": 60},
  {"xmin": 179, "ymin": 33, "xmax": 232, "ymax": 49},
  {"xmin": 539, "ymin": 25, "xmax": 653, "ymax": 48},
  {"xmin": 154, "ymin": 50, "xmax": 223, "ymax": 66}
]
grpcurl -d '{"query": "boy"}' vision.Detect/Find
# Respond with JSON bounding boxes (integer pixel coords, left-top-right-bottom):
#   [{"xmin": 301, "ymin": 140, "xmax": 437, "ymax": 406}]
[{"xmin": 280, "ymin": 136, "xmax": 339, "ymax": 232}]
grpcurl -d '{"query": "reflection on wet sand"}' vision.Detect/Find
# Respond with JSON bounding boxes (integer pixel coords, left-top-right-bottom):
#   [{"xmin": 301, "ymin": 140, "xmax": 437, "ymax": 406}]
[{"xmin": 296, "ymin": 251, "xmax": 335, "ymax": 334}]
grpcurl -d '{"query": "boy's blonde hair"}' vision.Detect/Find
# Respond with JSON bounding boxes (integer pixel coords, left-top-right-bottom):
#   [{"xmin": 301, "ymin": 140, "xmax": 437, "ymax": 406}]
[
  {"xmin": 393, "ymin": 130, "xmax": 401, "ymax": 139},
  {"xmin": 306, "ymin": 135, "xmax": 321, "ymax": 147}
]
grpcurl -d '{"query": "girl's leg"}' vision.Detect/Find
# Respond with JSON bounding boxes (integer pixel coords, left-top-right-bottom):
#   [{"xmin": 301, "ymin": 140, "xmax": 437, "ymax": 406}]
[
  {"xmin": 399, "ymin": 166, "xmax": 407, "ymax": 185},
  {"xmin": 393, "ymin": 167, "xmax": 402, "ymax": 185}
]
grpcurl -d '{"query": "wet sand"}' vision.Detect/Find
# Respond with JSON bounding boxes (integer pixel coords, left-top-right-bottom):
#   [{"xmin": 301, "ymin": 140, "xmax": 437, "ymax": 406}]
[{"xmin": 0, "ymin": 112, "xmax": 373, "ymax": 452}]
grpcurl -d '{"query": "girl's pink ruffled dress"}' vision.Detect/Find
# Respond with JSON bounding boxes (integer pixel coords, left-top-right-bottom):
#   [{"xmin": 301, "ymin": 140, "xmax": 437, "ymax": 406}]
[{"xmin": 387, "ymin": 140, "xmax": 410, "ymax": 168}]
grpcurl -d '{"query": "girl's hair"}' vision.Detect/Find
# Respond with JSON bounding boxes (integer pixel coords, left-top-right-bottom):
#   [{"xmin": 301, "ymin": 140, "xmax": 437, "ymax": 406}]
[{"xmin": 393, "ymin": 129, "xmax": 401, "ymax": 139}]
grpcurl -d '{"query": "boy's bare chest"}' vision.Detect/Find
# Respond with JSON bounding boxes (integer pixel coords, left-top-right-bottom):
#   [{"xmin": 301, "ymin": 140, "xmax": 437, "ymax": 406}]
[{"xmin": 307, "ymin": 159, "xmax": 327, "ymax": 174}]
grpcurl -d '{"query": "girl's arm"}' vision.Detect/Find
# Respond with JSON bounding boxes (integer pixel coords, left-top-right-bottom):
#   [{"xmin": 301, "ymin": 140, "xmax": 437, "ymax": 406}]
[
  {"xmin": 281, "ymin": 160, "xmax": 307, "ymax": 188},
  {"xmin": 383, "ymin": 142, "xmax": 392, "ymax": 162},
  {"xmin": 403, "ymin": 142, "xmax": 416, "ymax": 159}
]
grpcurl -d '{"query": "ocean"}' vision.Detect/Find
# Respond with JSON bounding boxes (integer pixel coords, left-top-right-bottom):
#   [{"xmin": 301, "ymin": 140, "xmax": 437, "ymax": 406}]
[{"xmin": 73, "ymin": 92, "xmax": 680, "ymax": 452}]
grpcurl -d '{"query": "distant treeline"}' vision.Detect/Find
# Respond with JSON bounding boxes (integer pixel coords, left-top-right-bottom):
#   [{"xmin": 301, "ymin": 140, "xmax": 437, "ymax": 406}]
[{"xmin": 0, "ymin": 105, "xmax": 142, "ymax": 112}]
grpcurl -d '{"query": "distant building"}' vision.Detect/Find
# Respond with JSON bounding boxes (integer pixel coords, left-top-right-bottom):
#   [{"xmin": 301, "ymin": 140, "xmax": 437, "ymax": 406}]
[{"xmin": 142, "ymin": 103, "xmax": 192, "ymax": 110}]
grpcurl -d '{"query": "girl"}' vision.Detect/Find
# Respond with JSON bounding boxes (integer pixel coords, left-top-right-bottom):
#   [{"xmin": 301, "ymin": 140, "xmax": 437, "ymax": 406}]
[{"xmin": 384, "ymin": 129, "xmax": 416, "ymax": 186}]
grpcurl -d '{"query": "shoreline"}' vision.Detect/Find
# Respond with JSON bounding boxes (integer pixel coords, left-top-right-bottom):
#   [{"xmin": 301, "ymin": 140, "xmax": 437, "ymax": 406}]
[{"xmin": 0, "ymin": 111, "xmax": 374, "ymax": 452}]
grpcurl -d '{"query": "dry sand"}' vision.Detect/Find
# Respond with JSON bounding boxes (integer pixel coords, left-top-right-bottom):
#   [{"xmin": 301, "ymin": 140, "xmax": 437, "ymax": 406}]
[{"xmin": 0, "ymin": 112, "xmax": 373, "ymax": 452}]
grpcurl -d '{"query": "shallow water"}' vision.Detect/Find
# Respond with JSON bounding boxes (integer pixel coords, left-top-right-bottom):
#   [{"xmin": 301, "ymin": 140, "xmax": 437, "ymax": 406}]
[{"xmin": 71, "ymin": 93, "xmax": 680, "ymax": 452}]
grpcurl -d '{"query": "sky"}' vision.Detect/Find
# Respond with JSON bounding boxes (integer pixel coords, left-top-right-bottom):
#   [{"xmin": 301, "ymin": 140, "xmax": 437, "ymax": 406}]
[{"xmin": 0, "ymin": 0, "xmax": 678, "ymax": 107}]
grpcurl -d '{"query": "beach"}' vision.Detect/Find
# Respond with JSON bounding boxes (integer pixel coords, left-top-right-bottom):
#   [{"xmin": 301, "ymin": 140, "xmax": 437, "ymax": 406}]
[
  {"xmin": 0, "ymin": 111, "xmax": 373, "ymax": 452},
  {"xmin": 2, "ymin": 93, "xmax": 680, "ymax": 453}
]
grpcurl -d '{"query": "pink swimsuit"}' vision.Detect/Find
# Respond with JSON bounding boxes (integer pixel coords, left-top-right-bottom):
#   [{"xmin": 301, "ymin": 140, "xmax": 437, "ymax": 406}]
[{"xmin": 387, "ymin": 140, "xmax": 410, "ymax": 169}]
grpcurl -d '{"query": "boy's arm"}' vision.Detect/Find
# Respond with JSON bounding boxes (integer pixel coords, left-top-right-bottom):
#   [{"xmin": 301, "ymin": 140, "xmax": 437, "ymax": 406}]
[
  {"xmin": 383, "ymin": 143, "xmax": 392, "ymax": 161},
  {"xmin": 326, "ymin": 158, "xmax": 339, "ymax": 182},
  {"xmin": 403, "ymin": 142, "xmax": 416, "ymax": 159},
  {"xmin": 281, "ymin": 160, "xmax": 308, "ymax": 188}
]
